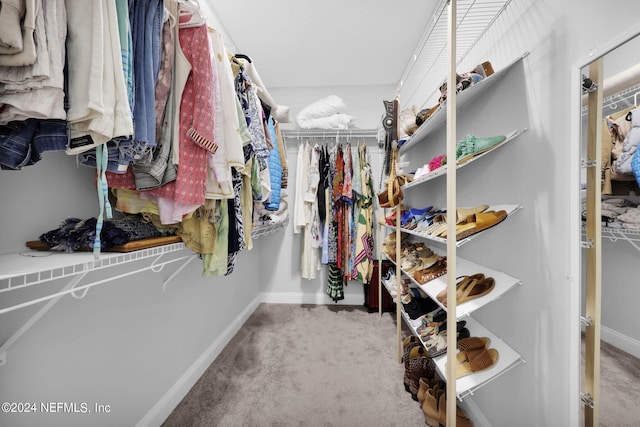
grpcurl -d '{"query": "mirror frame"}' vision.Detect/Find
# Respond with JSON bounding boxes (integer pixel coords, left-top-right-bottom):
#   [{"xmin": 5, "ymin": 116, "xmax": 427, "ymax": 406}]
[{"xmin": 569, "ymin": 20, "xmax": 640, "ymax": 427}]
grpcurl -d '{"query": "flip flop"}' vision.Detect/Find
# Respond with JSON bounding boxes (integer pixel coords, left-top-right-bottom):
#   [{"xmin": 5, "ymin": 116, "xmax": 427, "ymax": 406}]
[
  {"xmin": 454, "ymin": 347, "xmax": 499, "ymax": 379},
  {"xmin": 437, "ymin": 274, "xmax": 485, "ymax": 305},
  {"xmin": 457, "ymin": 276, "xmax": 496, "ymax": 305}
]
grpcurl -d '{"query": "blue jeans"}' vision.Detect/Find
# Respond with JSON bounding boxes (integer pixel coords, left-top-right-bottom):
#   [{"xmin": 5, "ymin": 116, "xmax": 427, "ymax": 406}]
[
  {"xmin": 129, "ymin": 0, "xmax": 163, "ymax": 151},
  {"xmin": 0, "ymin": 119, "xmax": 67, "ymax": 170}
]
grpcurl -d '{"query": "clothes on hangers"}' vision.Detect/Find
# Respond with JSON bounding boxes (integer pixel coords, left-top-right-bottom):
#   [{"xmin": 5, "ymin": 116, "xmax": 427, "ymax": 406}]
[
  {"xmin": 294, "ymin": 138, "xmax": 375, "ymax": 289},
  {"xmin": 2, "ymin": 0, "xmax": 290, "ymax": 273}
]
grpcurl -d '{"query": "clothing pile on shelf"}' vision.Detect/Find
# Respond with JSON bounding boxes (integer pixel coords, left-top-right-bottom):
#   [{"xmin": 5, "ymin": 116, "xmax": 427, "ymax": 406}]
[
  {"xmin": 37, "ymin": 215, "xmax": 175, "ymax": 252},
  {"xmin": 293, "ymin": 140, "xmax": 375, "ymax": 301},
  {"xmin": 602, "ymin": 105, "xmax": 640, "ymax": 194},
  {"xmin": 581, "ymin": 197, "xmax": 640, "ymax": 229},
  {"xmin": 1, "ymin": 1, "xmax": 292, "ymax": 275}
]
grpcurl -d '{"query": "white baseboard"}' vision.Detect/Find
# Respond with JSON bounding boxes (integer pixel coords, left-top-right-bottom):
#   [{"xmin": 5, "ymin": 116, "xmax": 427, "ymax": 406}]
[
  {"xmin": 601, "ymin": 325, "xmax": 640, "ymax": 359},
  {"xmin": 260, "ymin": 291, "xmax": 365, "ymax": 306},
  {"xmin": 136, "ymin": 294, "xmax": 262, "ymax": 427}
]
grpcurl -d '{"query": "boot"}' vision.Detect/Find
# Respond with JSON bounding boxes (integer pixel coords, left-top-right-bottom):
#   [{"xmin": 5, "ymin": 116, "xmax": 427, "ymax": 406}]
[
  {"xmin": 418, "ymin": 377, "xmax": 444, "ymax": 405},
  {"xmin": 403, "ymin": 336, "xmax": 420, "ymax": 392},
  {"xmin": 436, "ymin": 392, "xmax": 474, "ymax": 427},
  {"xmin": 406, "ymin": 346, "xmax": 436, "ymax": 400},
  {"xmin": 421, "ymin": 388, "xmax": 444, "ymax": 427}
]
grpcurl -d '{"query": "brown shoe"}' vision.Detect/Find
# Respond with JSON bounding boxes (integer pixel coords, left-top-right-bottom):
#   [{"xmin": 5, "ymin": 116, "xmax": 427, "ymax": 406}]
[{"xmin": 406, "ymin": 346, "xmax": 436, "ymax": 401}]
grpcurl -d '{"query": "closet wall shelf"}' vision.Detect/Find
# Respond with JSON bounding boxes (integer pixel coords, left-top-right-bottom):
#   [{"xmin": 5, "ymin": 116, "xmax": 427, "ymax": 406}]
[
  {"xmin": 0, "ymin": 243, "xmax": 189, "ymax": 315},
  {"xmin": 399, "ymin": 52, "xmax": 529, "ymax": 153},
  {"xmin": 252, "ymin": 219, "xmax": 289, "ymax": 239},
  {"xmin": 384, "ymin": 204, "xmax": 523, "ymax": 247},
  {"xmin": 382, "ymin": 248, "xmax": 522, "ymax": 319},
  {"xmin": 397, "ymin": 305, "xmax": 524, "ymax": 401},
  {"xmin": 396, "ymin": 0, "xmax": 518, "ymax": 109},
  {"xmin": 431, "ymin": 316, "xmax": 525, "ymax": 400},
  {"xmin": 281, "ymin": 128, "xmax": 381, "ymax": 141},
  {"xmin": 402, "ymin": 128, "xmax": 527, "ymax": 190},
  {"xmin": 581, "ymin": 224, "xmax": 640, "ymax": 251}
]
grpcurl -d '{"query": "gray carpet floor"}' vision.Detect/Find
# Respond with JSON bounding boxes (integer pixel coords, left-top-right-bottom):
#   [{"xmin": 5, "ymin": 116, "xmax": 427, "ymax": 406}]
[
  {"xmin": 163, "ymin": 303, "xmax": 640, "ymax": 427},
  {"xmin": 583, "ymin": 339, "xmax": 640, "ymax": 427},
  {"xmin": 162, "ymin": 304, "xmax": 425, "ymax": 427}
]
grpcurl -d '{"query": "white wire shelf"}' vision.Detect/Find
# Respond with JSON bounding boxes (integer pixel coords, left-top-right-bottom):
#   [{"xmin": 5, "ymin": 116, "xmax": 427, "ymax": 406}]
[
  {"xmin": 252, "ymin": 219, "xmax": 289, "ymax": 239},
  {"xmin": 400, "ymin": 52, "xmax": 528, "ymax": 152},
  {"xmin": 402, "ymin": 129, "xmax": 527, "ymax": 189},
  {"xmin": 397, "ymin": 302, "xmax": 524, "ymax": 401},
  {"xmin": 0, "ymin": 242, "xmax": 187, "ymax": 286},
  {"xmin": 384, "ymin": 204, "xmax": 523, "ymax": 248},
  {"xmin": 396, "ymin": 0, "xmax": 516, "ymax": 110},
  {"xmin": 432, "ymin": 316, "xmax": 525, "ymax": 400},
  {"xmin": 280, "ymin": 128, "xmax": 381, "ymax": 141},
  {"xmin": 382, "ymin": 245, "xmax": 522, "ymax": 319}
]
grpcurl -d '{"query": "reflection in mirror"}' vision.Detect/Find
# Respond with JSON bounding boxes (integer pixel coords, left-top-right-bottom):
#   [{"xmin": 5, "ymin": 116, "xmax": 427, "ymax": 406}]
[{"xmin": 579, "ymin": 33, "xmax": 640, "ymax": 427}]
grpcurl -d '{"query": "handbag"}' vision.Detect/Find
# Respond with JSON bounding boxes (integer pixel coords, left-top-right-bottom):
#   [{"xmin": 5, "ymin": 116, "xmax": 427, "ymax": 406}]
[{"xmin": 378, "ymin": 147, "xmax": 403, "ymax": 208}]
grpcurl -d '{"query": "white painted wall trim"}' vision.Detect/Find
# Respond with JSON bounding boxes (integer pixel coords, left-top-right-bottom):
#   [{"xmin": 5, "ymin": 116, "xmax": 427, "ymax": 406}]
[
  {"xmin": 135, "ymin": 294, "xmax": 262, "ymax": 427},
  {"xmin": 601, "ymin": 325, "xmax": 640, "ymax": 359},
  {"xmin": 260, "ymin": 291, "xmax": 365, "ymax": 306}
]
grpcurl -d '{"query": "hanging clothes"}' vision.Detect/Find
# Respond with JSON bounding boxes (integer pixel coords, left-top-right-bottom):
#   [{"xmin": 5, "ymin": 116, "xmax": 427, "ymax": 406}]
[{"xmin": 354, "ymin": 143, "xmax": 374, "ymax": 284}]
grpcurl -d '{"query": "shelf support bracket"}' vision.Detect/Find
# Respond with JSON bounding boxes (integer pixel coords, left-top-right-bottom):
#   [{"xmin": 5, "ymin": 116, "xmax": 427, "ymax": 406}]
[
  {"xmin": 581, "ymin": 392, "xmax": 595, "ymax": 409},
  {"xmin": 163, "ymin": 254, "xmax": 198, "ymax": 291},
  {"xmin": 0, "ymin": 272, "xmax": 88, "ymax": 367},
  {"xmin": 580, "ymin": 316, "xmax": 592, "ymax": 327},
  {"xmin": 580, "ymin": 159, "xmax": 597, "ymax": 168}
]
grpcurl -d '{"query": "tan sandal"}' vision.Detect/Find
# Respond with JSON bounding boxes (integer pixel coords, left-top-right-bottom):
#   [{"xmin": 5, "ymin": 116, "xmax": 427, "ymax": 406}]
[
  {"xmin": 457, "ymin": 276, "xmax": 496, "ymax": 305},
  {"xmin": 437, "ymin": 274, "xmax": 484, "ymax": 305},
  {"xmin": 456, "ymin": 336, "xmax": 491, "ymax": 363},
  {"xmin": 454, "ymin": 347, "xmax": 499, "ymax": 379}
]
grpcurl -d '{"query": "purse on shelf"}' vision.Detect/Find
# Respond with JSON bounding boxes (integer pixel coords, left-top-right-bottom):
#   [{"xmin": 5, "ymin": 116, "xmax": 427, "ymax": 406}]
[{"xmin": 378, "ymin": 146, "xmax": 404, "ymax": 208}]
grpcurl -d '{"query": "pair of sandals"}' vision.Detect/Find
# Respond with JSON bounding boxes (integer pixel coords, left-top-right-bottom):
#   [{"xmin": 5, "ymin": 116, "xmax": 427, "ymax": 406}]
[
  {"xmin": 436, "ymin": 273, "xmax": 495, "ymax": 307},
  {"xmin": 402, "ymin": 249, "xmax": 442, "ymax": 274},
  {"xmin": 452, "ymin": 336, "xmax": 499, "ymax": 379},
  {"xmin": 424, "ymin": 325, "xmax": 471, "ymax": 358},
  {"xmin": 407, "ymin": 210, "xmax": 447, "ymax": 233},
  {"xmin": 400, "ymin": 206, "xmax": 433, "ymax": 228},
  {"xmin": 412, "ymin": 257, "xmax": 447, "ymax": 284}
]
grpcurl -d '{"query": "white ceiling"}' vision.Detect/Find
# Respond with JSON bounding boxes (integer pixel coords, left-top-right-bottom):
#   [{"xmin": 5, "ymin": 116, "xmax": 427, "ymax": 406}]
[{"xmin": 202, "ymin": 1, "xmax": 437, "ymax": 89}]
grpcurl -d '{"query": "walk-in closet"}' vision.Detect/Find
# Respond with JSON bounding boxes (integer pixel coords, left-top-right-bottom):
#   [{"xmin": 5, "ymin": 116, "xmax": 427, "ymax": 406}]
[{"xmin": 1, "ymin": 1, "xmax": 639, "ymax": 426}]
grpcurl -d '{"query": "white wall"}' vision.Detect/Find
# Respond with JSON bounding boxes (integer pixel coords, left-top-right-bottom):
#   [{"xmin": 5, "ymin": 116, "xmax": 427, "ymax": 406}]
[{"xmin": 0, "ymin": 153, "xmax": 263, "ymax": 426}]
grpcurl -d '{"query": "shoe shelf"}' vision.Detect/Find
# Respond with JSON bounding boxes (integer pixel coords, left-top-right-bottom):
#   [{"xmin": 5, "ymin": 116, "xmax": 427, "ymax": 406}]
[
  {"xmin": 382, "ymin": 247, "xmax": 522, "ymax": 319},
  {"xmin": 399, "ymin": 52, "xmax": 529, "ymax": 153},
  {"xmin": 432, "ymin": 316, "xmax": 525, "ymax": 400},
  {"xmin": 402, "ymin": 129, "xmax": 528, "ymax": 191},
  {"xmin": 417, "ymin": 248, "xmax": 522, "ymax": 318},
  {"xmin": 385, "ymin": 204, "xmax": 523, "ymax": 247}
]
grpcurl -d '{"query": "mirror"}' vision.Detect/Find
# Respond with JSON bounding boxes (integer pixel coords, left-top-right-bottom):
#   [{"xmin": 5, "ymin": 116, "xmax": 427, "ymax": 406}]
[{"xmin": 576, "ymin": 26, "xmax": 640, "ymax": 427}]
